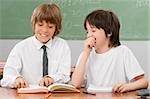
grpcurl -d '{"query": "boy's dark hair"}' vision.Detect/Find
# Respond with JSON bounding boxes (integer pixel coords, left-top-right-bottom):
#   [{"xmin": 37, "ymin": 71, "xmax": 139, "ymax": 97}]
[
  {"xmin": 31, "ymin": 3, "xmax": 62, "ymax": 37},
  {"xmin": 84, "ymin": 9, "xmax": 121, "ymax": 47}
]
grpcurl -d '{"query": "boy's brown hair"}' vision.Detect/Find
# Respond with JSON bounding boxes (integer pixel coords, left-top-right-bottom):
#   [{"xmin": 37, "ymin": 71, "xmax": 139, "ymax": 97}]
[
  {"xmin": 31, "ymin": 3, "xmax": 62, "ymax": 37},
  {"xmin": 84, "ymin": 9, "xmax": 121, "ymax": 47}
]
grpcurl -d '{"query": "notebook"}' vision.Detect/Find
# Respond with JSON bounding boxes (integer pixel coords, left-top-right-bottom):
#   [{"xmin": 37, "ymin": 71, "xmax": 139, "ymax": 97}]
[
  {"xmin": 137, "ymin": 89, "xmax": 150, "ymax": 96},
  {"xmin": 87, "ymin": 84, "xmax": 112, "ymax": 92}
]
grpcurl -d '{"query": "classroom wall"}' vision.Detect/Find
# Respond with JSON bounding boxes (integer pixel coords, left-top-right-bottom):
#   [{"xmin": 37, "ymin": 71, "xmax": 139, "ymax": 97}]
[
  {"xmin": 0, "ymin": 0, "xmax": 149, "ymax": 40},
  {"xmin": 0, "ymin": 40, "xmax": 150, "ymax": 81}
]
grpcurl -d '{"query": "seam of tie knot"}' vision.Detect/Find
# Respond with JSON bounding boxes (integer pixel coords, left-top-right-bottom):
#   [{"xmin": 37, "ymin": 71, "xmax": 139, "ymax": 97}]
[{"xmin": 41, "ymin": 45, "xmax": 47, "ymax": 51}]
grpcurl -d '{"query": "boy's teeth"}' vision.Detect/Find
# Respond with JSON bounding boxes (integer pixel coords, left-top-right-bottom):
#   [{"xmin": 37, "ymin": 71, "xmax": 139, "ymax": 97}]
[{"xmin": 41, "ymin": 34, "xmax": 47, "ymax": 37}]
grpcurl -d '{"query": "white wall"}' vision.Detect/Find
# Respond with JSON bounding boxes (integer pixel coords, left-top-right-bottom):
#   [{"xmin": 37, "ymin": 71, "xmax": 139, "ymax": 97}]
[{"xmin": 0, "ymin": 39, "xmax": 150, "ymax": 81}]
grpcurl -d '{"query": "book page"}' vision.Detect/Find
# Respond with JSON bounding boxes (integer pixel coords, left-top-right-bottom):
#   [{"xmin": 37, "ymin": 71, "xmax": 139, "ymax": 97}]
[
  {"xmin": 17, "ymin": 85, "xmax": 48, "ymax": 93},
  {"xmin": 87, "ymin": 84, "xmax": 112, "ymax": 92},
  {"xmin": 48, "ymin": 83, "xmax": 80, "ymax": 92}
]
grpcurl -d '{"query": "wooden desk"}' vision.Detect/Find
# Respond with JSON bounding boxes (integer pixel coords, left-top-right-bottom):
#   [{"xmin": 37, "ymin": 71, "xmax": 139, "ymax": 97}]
[{"xmin": 0, "ymin": 87, "xmax": 141, "ymax": 99}]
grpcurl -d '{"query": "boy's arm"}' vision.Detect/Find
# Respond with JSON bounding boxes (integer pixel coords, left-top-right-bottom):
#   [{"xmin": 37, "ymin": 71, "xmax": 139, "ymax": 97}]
[
  {"xmin": 72, "ymin": 37, "xmax": 94, "ymax": 88},
  {"xmin": 113, "ymin": 46, "xmax": 149, "ymax": 93},
  {"xmin": 128, "ymin": 75, "xmax": 148, "ymax": 90},
  {"xmin": 112, "ymin": 75, "xmax": 148, "ymax": 93},
  {"xmin": 71, "ymin": 51, "xmax": 90, "ymax": 88},
  {"xmin": 1, "ymin": 47, "xmax": 22, "ymax": 88}
]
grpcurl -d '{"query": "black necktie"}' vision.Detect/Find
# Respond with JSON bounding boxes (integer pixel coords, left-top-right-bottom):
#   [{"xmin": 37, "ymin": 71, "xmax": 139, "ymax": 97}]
[{"xmin": 41, "ymin": 45, "xmax": 48, "ymax": 77}]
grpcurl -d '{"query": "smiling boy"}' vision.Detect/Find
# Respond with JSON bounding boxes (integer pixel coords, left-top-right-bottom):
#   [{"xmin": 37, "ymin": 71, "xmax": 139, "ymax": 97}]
[{"xmin": 1, "ymin": 3, "xmax": 71, "ymax": 88}]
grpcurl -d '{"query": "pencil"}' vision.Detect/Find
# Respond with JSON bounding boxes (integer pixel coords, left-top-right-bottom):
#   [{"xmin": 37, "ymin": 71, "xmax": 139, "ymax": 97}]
[
  {"xmin": 44, "ymin": 93, "xmax": 52, "ymax": 98},
  {"xmin": 83, "ymin": 91, "xmax": 96, "ymax": 95}
]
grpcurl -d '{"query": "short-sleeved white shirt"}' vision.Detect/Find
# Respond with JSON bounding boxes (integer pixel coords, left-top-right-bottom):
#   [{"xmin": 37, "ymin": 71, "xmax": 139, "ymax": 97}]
[
  {"xmin": 1, "ymin": 36, "xmax": 71, "ymax": 88},
  {"xmin": 77, "ymin": 45, "xmax": 144, "ymax": 88}
]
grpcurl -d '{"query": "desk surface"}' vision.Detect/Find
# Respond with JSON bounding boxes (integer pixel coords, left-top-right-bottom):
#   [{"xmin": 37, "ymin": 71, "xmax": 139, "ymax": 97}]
[{"xmin": 0, "ymin": 87, "xmax": 141, "ymax": 99}]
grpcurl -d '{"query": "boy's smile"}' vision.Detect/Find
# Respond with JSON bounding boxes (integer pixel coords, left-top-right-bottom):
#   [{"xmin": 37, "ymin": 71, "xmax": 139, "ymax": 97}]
[{"xmin": 34, "ymin": 20, "xmax": 56, "ymax": 44}]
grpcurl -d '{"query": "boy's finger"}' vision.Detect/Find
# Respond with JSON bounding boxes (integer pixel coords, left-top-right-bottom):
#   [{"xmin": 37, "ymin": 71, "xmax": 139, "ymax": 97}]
[{"xmin": 39, "ymin": 80, "xmax": 44, "ymax": 86}]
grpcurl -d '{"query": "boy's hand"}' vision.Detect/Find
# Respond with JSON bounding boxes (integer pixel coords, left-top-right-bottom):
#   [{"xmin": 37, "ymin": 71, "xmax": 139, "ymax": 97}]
[
  {"xmin": 15, "ymin": 76, "xmax": 29, "ymax": 88},
  {"xmin": 112, "ymin": 83, "xmax": 130, "ymax": 93},
  {"xmin": 84, "ymin": 36, "xmax": 96, "ymax": 53},
  {"xmin": 39, "ymin": 75, "xmax": 54, "ymax": 87}
]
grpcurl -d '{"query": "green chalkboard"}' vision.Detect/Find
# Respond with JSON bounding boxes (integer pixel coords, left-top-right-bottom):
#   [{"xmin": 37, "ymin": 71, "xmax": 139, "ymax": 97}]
[{"xmin": 0, "ymin": 0, "xmax": 149, "ymax": 40}]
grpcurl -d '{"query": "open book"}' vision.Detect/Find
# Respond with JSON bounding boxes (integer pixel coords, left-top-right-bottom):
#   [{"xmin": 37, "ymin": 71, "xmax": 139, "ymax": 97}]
[
  {"xmin": 17, "ymin": 83, "xmax": 80, "ymax": 94},
  {"xmin": 87, "ymin": 84, "xmax": 112, "ymax": 92}
]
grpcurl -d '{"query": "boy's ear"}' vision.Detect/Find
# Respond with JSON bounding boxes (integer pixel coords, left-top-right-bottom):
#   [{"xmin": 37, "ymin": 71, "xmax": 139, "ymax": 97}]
[{"xmin": 108, "ymin": 33, "xmax": 112, "ymax": 37}]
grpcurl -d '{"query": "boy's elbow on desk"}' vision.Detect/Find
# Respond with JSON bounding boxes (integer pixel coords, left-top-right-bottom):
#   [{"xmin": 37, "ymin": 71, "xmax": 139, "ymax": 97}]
[
  {"xmin": 143, "ymin": 79, "xmax": 149, "ymax": 89},
  {"xmin": 139, "ymin": 76, "xmax": 149, "ymax": 89},
  {"xmin": 71, "ymin": 75, "xmax": 84, "ymax": 88},
  {"xmin": 71, "ymin": 79, "xmax": 82, "ymax": 88},
  {"xmin": 133, "ymin": 76, "xmax": 149, "ymax": 90},
  {"xmin": 72, "ymin": 82, "xmax": 81, "ymax": 88}
]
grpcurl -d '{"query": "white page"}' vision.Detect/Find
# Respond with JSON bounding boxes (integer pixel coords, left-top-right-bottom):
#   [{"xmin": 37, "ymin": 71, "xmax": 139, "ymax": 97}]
[
  {"xmin": 87, "ymin": 84, "xmax": 112, "ymax": 92},
  {"xmin": 19, "ymin": 84, "xmax": 47, "ymax": 91}
]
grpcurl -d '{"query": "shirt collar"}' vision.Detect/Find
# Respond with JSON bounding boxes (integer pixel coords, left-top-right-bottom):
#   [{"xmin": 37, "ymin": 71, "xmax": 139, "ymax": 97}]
[{"xmin": 33, "ymin": 36, "xmax": 53, "ymax": 50}]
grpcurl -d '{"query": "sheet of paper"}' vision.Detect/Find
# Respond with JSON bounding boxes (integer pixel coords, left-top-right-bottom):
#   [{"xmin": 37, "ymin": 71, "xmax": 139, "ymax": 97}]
[
  {"xmin": 19, "ymin": 84, "xmax": 47, "ymax": 90},
  {"xmin": 87, "ymin": 84, "xmax": 112, "ymax": 92}
]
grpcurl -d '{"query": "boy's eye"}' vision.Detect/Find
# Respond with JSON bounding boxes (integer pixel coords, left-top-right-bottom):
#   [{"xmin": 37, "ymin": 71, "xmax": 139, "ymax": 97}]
[
  {"xmin": 48, "ymin": 26, "xmax": 53, "ymax": 28},
  {"xmin": 92, "ymin": 28, "xmax": 97, "ymax": 32},
  {"xmin": 91, "ymin": 30, "xmax": 96, "ymax": 33},
  {"xmin": 38, "ymin": 23, "xmax": 43, "ymax": 26}
]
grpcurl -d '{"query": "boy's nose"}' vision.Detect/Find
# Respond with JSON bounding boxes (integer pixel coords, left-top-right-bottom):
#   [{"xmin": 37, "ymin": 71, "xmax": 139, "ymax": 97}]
[{"xmin": 42, "ymin": 27, "xmax": 49, "ymax": 33}]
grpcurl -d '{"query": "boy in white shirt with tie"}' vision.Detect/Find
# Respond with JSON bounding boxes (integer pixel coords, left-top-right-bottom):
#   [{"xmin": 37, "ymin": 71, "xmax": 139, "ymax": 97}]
[{"xmin": 1, "ymin": 3, "xmax": 71, "ymax": 88}]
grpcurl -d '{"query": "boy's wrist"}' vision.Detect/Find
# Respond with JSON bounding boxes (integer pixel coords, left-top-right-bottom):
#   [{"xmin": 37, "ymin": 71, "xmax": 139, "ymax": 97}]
[
  {"xmin": 43, "ymin": 75, "xmax": 50, "ymax": 78},
  {"xmin": 43, "ymin": 75, "xmax": 54, "ymax": 83},
  {"xmin": 83, "ymin": 50, "xmax": 91, "ymax": 55},
  {"xmin": 15, "ymin": 76, "xmax": 23, "ymax": 80}
]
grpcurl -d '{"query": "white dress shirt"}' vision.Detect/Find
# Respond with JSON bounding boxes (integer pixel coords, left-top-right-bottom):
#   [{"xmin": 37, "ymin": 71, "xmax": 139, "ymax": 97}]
[{"xmin": 1, "ymin": 36, "xmax": 71, "ymax": 88}]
